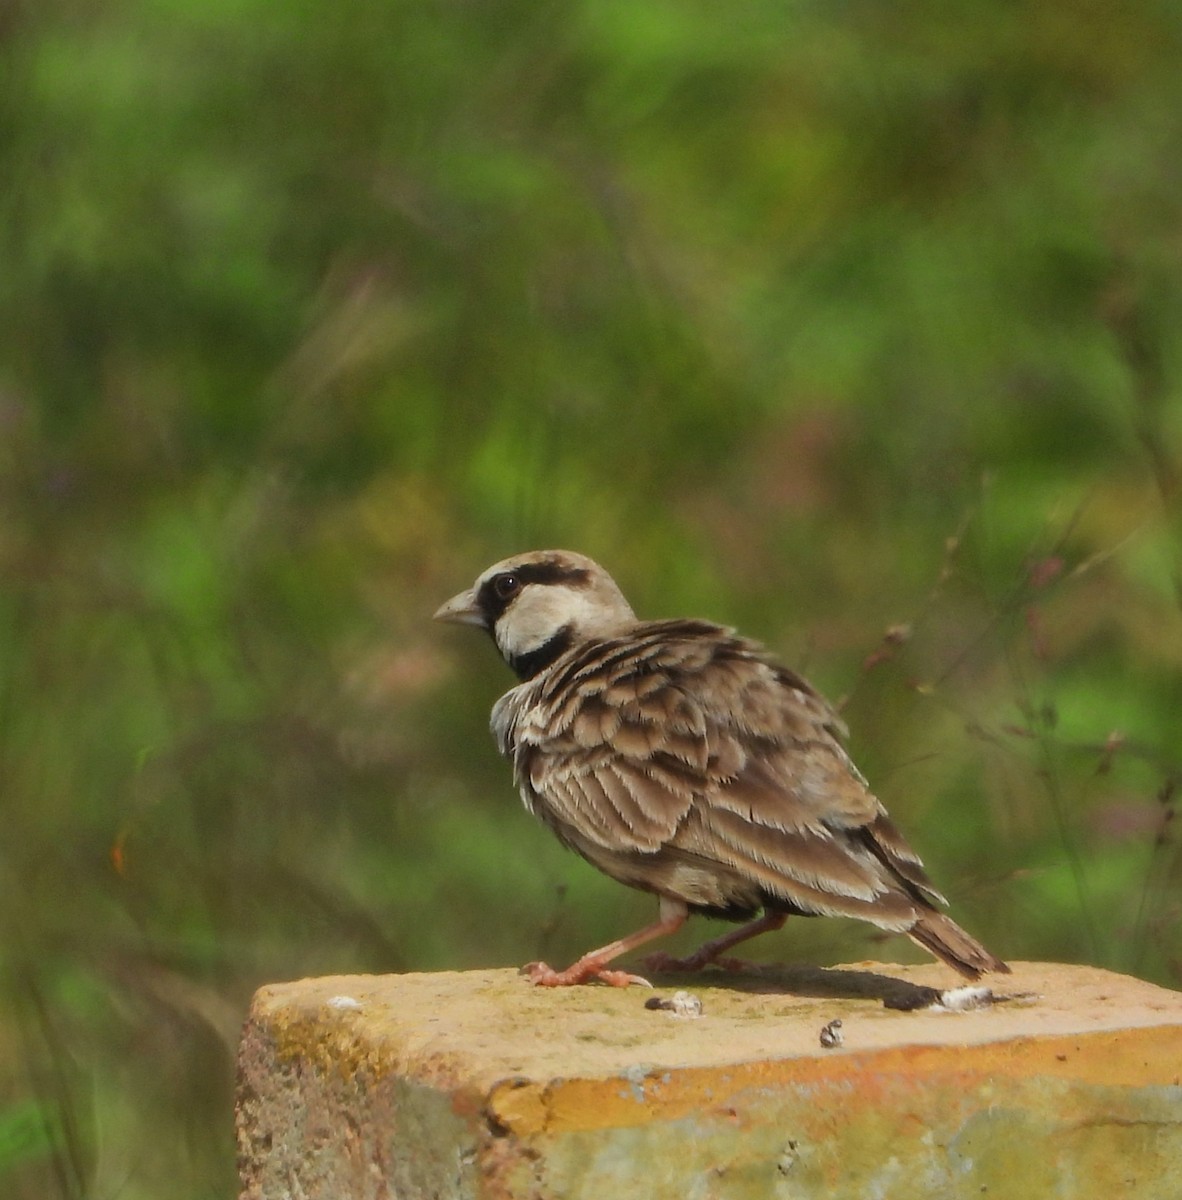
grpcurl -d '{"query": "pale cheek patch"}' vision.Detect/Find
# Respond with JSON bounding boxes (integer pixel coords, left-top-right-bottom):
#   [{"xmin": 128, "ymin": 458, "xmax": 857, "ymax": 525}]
[{"xmin": 496, "ymin": 586, "xmax": 590, "ymax": 659}]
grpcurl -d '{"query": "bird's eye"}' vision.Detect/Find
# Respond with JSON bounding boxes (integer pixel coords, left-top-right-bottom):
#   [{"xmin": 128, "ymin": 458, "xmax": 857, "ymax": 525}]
[{"xmin": 494, "ymin": 573, "xmax": 521, "ymax": 600}]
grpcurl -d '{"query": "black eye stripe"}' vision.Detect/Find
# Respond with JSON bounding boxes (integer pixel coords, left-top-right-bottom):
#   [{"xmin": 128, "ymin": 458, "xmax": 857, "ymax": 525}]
[
  {"xmin": 511, "ymin": 562, "xmax": 591, "ymax": 588},
  {"xmin": 474, "ymin": 561, "xmax": 592, "ymax": 629}
]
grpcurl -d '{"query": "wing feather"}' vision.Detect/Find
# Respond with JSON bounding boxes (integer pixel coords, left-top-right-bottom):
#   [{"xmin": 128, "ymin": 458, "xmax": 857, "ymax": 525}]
[{"xmin": 500, "ymin": 620, "xmax": 944, "ymax": 921}]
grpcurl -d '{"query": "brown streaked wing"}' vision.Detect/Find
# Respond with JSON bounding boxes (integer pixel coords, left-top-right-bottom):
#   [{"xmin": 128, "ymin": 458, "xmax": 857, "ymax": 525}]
[
  {"xmin": 531, "ymin": 767, "xmax": 625, "ymax": 847},
  {"xmin": 859, "ymin": 810, "xmax": 948, "ymax": 907},
  {"xmin": 680, "ymin": 675, "xmax": 934, "ymax": 914},
  {"xmin": 509, "ymin": 621, "xmax": 937, "ymax": 919},
  {"xmin": 705, "ymin": 743, "xmax": 880, "ymax": 832},
  {"xmin": 693, "ymin": 804, "xmax": 887, "ymax": 901},
  {"xmin": 527, "ymin": 744, "xmax": 698, "ymax": 853},
  {"xmin": 670, "ymin": 811, "xmax": 920, "ymax": 930},
  {"xmin": 513, "ymin": 632, "xmax": 723, "ymax": 854},
  {"xmin": 570, "ymin": 693, "xmax": 622, "ymax": 745}
]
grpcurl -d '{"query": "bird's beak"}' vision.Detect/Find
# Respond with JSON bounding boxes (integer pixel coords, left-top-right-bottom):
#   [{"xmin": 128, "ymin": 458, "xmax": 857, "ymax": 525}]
[{"xmin": 433, "ymin": 587, "xmax": 485, "ymax": 628}]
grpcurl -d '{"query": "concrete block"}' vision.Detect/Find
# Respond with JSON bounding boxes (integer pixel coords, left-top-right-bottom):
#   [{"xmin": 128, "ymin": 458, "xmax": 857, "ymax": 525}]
[{"xmin": 235, "ymin": 961, "xmax": 1182, "ymax": 1199}]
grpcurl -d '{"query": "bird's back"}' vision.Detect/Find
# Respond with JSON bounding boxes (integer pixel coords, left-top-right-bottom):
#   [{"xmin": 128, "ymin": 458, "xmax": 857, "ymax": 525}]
[{"xmin": 492, "ymin": 618, "xmax": 947, "ymax": 927}]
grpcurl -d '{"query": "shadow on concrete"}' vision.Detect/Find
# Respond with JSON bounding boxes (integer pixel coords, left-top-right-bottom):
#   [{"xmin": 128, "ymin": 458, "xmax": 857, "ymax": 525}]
[{"xmin": 647, "ymin": 961, "xmax": 948, "ymax": 1010}]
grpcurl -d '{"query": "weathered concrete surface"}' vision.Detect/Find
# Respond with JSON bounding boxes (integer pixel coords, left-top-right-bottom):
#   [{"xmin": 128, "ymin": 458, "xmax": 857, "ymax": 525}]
[{"xmin": 236, "ymin": 961, "xmax": 1182, "ymax": 1199}]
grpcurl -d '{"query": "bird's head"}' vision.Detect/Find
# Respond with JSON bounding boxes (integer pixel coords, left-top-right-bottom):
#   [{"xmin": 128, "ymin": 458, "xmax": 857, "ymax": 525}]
[{"xmin": 433, "ymin": 550, "xmax": 636, "ymax": 680}]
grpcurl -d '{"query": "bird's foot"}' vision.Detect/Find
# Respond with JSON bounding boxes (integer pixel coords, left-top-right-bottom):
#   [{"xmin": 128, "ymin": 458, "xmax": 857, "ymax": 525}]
[{"xmin": 520, "ymin": 959, "xmax": 653, "ymax": 988}]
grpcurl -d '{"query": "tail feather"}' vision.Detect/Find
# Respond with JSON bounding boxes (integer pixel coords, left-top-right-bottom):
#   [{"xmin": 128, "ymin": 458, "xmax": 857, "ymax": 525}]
[{"xmin": 908, "ymin": 912, "xmax": 1010, "ymax": 980}]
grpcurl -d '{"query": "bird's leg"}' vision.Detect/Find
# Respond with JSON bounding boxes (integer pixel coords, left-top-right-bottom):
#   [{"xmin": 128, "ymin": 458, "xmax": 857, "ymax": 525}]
[
  {"xmin": 644, "ymin": 912, "xmax": 787, "ymax": 974},
  {"xmin": 522, "ymin": 897, "xmax": 688, "ymax": 987}
]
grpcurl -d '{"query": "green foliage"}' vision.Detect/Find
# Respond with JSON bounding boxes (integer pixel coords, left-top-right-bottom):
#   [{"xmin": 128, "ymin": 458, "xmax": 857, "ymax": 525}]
[
  {"xmin": 0, "ymin": 1101, "xmax": 58, "ymax": 1178},
  {"xmin": 2, "ymin": 0, "xmax": 1182, "ymax": 1196}
]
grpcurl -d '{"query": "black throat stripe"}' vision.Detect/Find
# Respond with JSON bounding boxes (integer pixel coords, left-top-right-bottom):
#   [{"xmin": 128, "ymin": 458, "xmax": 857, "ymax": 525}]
[{"xmin": 508, "ymin": 624, "xmax": 574, "ymax": 681}]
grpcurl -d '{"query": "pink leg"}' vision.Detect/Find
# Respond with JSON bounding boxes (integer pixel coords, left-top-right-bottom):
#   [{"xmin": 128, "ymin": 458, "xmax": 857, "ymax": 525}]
[
  {"xmin": 522, "ymin": 897, "xmax": 688, "ymax": 988},
  {"xmin": 644, "ymin": 912, "xmax": 787, "ymax": 974}
]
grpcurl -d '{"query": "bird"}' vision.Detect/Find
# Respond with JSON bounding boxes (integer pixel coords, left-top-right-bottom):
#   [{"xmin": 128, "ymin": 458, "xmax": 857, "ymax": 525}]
[{"xmin": 434, "ymin": 549, "xmax": 1009, "ymax": 988}]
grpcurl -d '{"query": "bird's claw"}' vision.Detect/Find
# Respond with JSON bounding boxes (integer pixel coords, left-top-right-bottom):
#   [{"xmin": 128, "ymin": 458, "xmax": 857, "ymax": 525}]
[{"xmin": 599, "ymin": 969, "xmax": 654, "ymax": 988}]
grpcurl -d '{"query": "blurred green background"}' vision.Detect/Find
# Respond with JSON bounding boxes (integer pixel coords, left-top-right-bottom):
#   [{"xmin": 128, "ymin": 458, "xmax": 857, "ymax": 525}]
[{"xmin": 3, "ymin": 0, "xmax": 1182, "ymax": 1195}]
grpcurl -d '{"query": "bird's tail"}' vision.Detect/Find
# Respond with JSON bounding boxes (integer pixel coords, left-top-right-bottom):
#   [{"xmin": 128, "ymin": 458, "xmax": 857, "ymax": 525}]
[{"xmin": 908, "ymin": 912, "xmax": 1010, "ymax": 980}]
